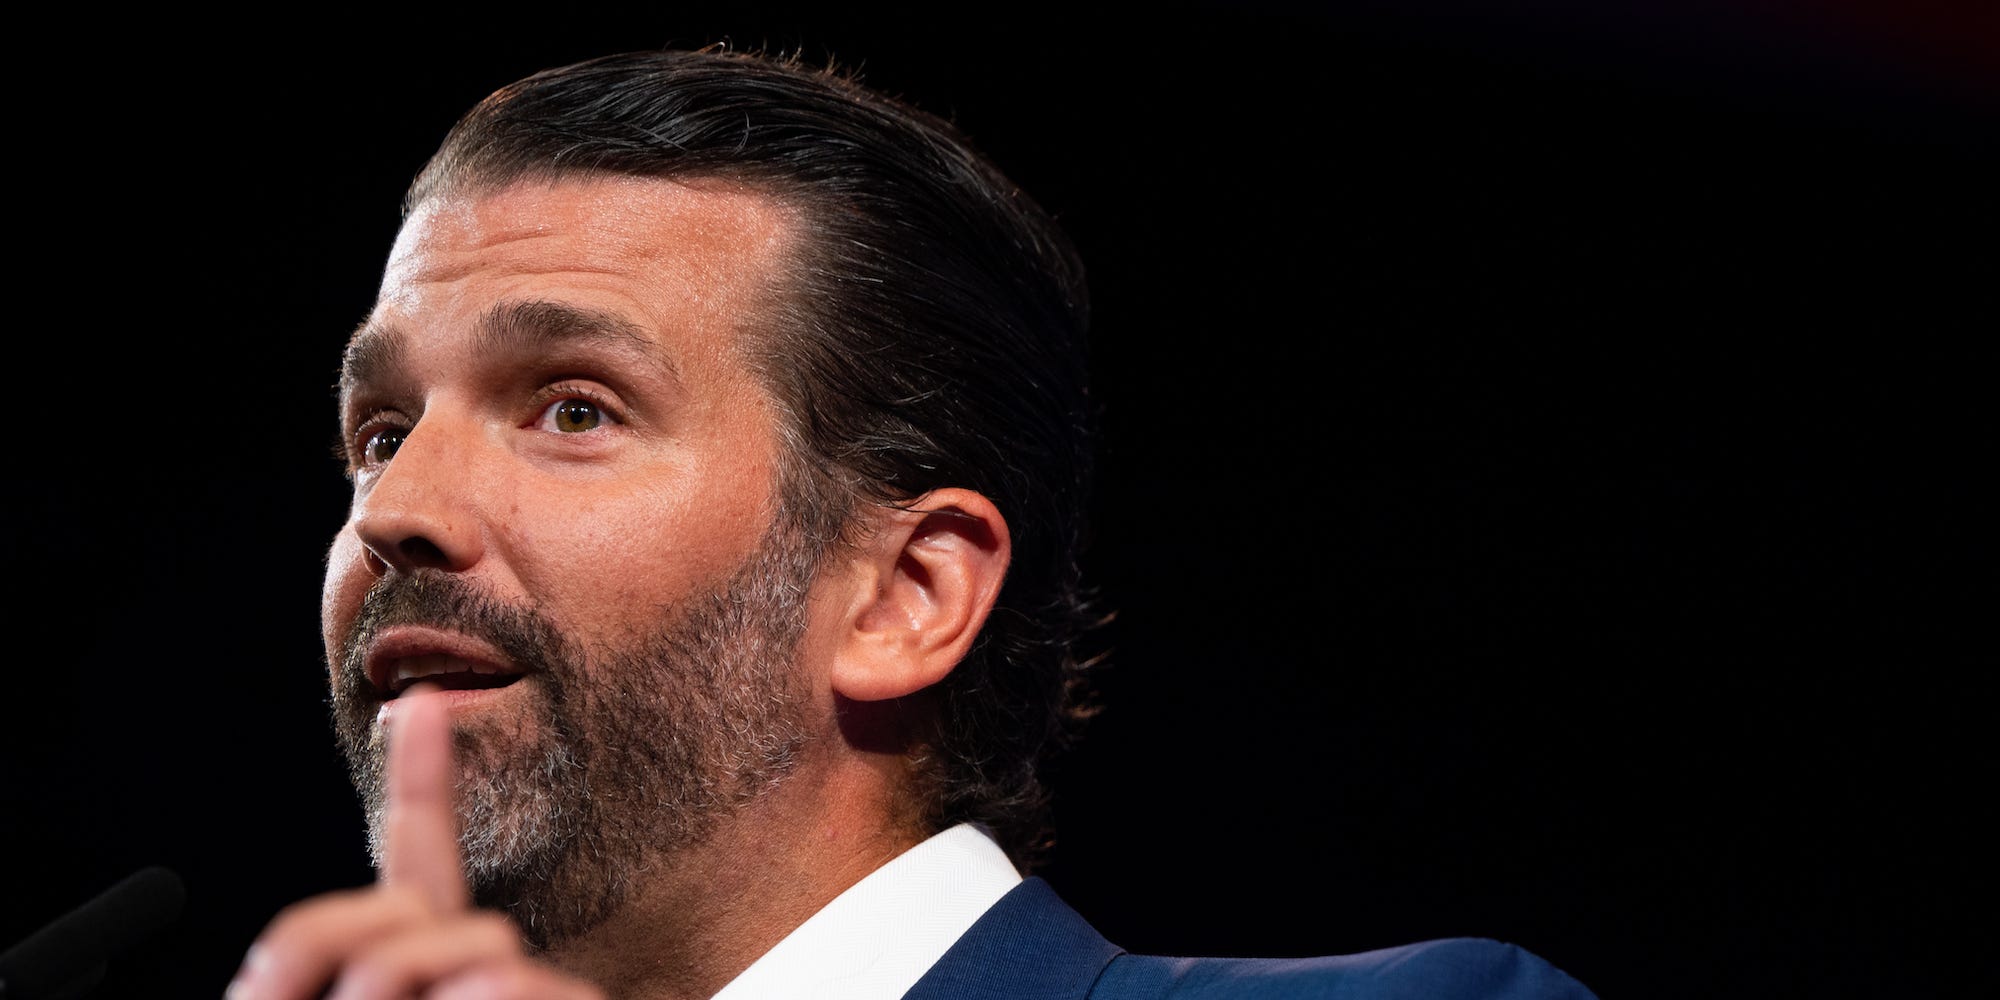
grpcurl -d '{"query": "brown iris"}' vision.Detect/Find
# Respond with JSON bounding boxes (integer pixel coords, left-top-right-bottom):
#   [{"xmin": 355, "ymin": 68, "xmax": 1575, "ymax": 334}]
[
  {"xmin": 552, "ymin": 400, "xmax": 602, "ymax": 433},
  {"xmin": 365, "ymin": 429, "xmax": 405, "ymax": 465}
]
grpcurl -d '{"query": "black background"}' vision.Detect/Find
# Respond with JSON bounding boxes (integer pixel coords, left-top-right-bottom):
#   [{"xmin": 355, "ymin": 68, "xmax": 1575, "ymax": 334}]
[{"xmin": 5, "ymin": 3, "xmax": 1994, "ymax": 998}]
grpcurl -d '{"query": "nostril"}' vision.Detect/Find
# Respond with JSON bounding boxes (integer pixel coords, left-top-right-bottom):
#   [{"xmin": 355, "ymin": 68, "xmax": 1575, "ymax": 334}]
[
  {"xmin": 397, "ymin": 536, "xmax": 451, "ymax": 567},
  {"xmin": 350, "ymin": 466, "xmax": 482, "ymax": 571}
]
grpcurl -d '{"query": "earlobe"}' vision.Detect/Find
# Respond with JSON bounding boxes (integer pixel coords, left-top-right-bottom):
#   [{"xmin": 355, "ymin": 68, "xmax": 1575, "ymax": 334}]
[{"xmin": 831, "ymin": 488, "xmax": 1011, "ymax": 703}]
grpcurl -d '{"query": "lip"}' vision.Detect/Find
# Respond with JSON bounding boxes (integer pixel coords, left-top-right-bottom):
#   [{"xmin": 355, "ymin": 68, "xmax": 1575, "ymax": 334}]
[
  {"xmin": 374, "ymin": 683, "xmax": 527, "ymax": 726},
  {"xmin": 363, "ymin": 624, "xmax": 527, "ymax": 699}
]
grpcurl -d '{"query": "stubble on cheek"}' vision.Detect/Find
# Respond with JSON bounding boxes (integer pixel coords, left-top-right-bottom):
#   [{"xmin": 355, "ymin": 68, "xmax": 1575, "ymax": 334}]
[
  {"xmin": 331, "ymin": 648, "xmax": 608, "ymax": 946},
  {"xmin": 326, "ymin": 570, "xmax": 593, "ymax": 887},
  {"xmin": 321, "ymin": 511, "xmax": 825, "ymax": 949}
]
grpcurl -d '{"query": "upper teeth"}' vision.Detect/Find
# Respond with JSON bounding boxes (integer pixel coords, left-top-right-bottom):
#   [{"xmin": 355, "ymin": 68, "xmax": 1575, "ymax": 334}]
[{"xmin": 392, "ymin": 654, "xmax": 506, "ymax": 687}]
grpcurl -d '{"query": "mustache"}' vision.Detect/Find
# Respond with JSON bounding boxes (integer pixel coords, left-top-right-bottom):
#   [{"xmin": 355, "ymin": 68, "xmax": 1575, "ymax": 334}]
[{"xmin": 335, "ymin": 570, "xmax": 578, "ymax": 701}]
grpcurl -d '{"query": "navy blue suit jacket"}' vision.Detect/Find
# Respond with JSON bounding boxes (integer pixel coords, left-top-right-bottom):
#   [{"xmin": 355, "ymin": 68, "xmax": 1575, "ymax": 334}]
[{"xmin": 903, "ymin": 878, "xmax": 1599, "ymax": 1000}]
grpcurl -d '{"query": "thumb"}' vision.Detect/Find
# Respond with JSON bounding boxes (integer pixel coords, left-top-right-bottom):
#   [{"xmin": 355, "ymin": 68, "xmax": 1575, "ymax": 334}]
[{"xmin": 381, "ymin": 684, "xmax": 472, "ymax": 913}]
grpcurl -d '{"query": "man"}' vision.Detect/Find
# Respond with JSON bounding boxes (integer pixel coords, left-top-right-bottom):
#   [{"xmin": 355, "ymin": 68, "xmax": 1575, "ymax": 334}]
[{"xmin": 232, "ymin": 47, "xmax": 1599, "ymax": 999}]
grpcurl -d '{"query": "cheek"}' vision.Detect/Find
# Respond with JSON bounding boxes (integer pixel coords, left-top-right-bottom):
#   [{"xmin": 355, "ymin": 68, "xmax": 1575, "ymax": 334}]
[
  {"xmin": 508, "ymin": 503, "xmax": 699, "ymax": 630},
  {"xmin": 321, "ymin": 529, "xmax": 370, "ymax": 671},
  {"xmin": 502, "ymin": 476, "xmax": 770, "ymax": 640}
]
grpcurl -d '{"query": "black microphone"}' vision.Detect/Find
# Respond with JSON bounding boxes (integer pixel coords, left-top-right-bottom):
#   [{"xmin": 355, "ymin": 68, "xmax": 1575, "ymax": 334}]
[{"xmin": 0, "ymin": 866, "xmax": 185, "ymax": 1000}]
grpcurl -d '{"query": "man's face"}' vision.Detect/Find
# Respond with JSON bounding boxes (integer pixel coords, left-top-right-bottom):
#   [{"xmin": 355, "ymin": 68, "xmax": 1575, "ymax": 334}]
[{"xmin": 322, "ymin": 175, "xmax": 825, "ymax": 947}]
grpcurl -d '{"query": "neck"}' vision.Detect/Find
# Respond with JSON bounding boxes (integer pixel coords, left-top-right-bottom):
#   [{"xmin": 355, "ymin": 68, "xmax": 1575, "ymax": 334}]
[{"xmin": 540, "ymin": 752, "xmax": 926, "ymax": 1000}]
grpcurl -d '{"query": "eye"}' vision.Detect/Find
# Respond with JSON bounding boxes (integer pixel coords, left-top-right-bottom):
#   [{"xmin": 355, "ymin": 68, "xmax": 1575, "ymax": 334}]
[
  {"xmin": 538, "ymin": 397, "xmax": 605, "ymax": 433},
  {"xmin": 361, "ymin": 426, "xmax": 407, "ymax": 466}
]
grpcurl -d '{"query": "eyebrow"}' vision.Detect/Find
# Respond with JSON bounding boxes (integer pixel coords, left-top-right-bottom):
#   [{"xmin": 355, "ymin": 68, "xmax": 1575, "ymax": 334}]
[{"xmin": 339, "ymin": 299, "xmax": 678, "ymax": 404}]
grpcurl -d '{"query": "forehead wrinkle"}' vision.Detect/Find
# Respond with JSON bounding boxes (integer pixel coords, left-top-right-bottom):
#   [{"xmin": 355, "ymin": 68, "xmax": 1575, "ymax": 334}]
[{"xmin": 475, "ymin": 299, "xmax": 682, "ymax": 387}]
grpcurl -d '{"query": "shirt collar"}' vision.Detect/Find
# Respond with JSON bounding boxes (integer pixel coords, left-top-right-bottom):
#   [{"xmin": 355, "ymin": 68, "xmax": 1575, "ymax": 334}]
[{"xmin": 710, "ymin": 823, "xmax": 1024, "ymax": 1000}]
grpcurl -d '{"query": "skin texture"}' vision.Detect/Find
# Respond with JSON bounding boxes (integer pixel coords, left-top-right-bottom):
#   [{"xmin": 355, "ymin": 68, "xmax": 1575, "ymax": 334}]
[{"xmin": 233, "ymin": 177, "xmax": 1013, "ymax": 1000}]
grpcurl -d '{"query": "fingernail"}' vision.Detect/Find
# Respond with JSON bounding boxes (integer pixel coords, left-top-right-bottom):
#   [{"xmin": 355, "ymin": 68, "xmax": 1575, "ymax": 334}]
[{"xmin": 226, "ymin": 945, "xmax": 266, "ymax": 1000}]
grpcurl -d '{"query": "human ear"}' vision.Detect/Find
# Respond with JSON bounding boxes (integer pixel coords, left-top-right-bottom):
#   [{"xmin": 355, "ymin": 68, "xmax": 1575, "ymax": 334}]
[{"xmin": 830, "ymin": 488, "xmax": 1011, "ymax": 702}]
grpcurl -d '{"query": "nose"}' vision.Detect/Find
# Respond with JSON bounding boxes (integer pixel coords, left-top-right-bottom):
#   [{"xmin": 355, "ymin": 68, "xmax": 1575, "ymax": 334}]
[{"xmin": 349, "ymin": 415, "xmax": 486, "ymax": 576}]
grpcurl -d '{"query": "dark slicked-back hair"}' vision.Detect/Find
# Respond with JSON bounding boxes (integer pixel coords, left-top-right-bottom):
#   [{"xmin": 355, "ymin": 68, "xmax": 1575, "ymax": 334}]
[{"xmin": 406, "ymin": 47, "xmax": 1099, "ymax": 870}]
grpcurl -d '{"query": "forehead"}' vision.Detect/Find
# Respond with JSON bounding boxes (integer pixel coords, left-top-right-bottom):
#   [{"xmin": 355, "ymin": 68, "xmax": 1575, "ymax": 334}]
[{"xmin": 363, "ymin": 175, "xmax": 799, "ymax": 367}]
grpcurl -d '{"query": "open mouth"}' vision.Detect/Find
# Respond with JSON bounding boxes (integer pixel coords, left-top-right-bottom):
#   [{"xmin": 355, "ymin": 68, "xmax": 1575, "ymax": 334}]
[{"xmin": 372, "ymin": 651, "xmax": 529, "ymax": 700}]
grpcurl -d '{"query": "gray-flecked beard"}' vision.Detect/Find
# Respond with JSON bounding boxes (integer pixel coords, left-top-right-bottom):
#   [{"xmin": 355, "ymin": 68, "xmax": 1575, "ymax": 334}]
[{"xmin": 329, "ymin": 526, "xmax": 819, "ymax": 951}]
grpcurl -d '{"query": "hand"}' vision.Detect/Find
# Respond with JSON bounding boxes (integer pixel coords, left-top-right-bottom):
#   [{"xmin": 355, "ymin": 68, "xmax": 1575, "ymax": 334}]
[{"xmin": 229, "ymin": 687, "xmax": 603, "ymax": 1000}]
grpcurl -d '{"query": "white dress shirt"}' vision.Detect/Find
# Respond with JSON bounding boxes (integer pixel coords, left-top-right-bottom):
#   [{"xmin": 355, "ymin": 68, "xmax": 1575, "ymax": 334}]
[{"xmin": 709, "ymin": 823, "xmax": 1024, "ymax": 1000}]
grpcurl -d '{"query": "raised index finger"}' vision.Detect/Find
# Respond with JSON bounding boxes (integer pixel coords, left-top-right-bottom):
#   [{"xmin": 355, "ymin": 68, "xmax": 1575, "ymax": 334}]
[{"xmin": 381, "ymin": 684, "xmax": 471, "ymax": 913}]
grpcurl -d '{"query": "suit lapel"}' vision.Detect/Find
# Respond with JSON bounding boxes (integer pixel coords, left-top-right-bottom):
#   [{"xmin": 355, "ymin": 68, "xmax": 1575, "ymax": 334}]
[{"xmin": 900, "ymin": 877, "xmax": 1124, "ymax": 1000}]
